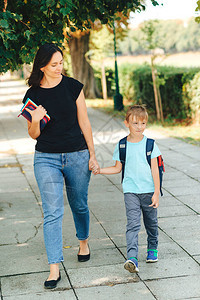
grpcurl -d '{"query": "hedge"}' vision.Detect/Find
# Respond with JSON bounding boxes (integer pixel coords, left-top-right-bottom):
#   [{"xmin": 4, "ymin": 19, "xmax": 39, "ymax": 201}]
[
  {"xmin": 183, "ymin": 71, "xmax": 200, "ymax": 124},
  {"xmin": 94, "ymin": 64, "xmax": 200, "ymax": 119},
  {"xmin": 118, "ymin": 64, "xmax": 199, "ymax": 118}
]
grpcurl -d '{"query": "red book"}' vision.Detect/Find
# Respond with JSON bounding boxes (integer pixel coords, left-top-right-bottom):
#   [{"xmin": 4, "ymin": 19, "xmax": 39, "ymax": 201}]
[{"xmin": 18, "ymin": 98, "xmax": 50, "ymax": 130}]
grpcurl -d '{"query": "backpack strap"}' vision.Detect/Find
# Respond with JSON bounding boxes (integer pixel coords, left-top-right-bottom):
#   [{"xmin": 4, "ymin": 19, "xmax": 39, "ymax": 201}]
[
  {"xmin": 119, "ymin": 136, "xmax": 127, "ymax": 183},
  {"xmin": 146, "ymin": 138, "xmax": 155, "ymax": 167},
  {"xmin": 146, "ymin": 138, "xmax": 164, "ymax": 196}
]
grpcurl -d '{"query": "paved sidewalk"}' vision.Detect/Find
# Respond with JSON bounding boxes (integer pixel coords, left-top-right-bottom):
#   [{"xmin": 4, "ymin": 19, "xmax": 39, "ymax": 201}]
[{"xmin": 0, "ymin": 80, "xmax": 200, "ymax": 300}]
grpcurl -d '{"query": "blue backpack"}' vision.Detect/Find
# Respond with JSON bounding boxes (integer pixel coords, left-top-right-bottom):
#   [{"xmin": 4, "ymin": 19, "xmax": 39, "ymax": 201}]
[{"xmin": 119, "ymin": 136, "xmax": 165, "ymax": 196}]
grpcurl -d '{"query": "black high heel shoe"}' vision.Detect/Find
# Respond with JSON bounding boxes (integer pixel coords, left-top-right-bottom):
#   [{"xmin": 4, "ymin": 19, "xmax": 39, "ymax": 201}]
[
  {"xmin": 77, "ymin": 245, "xmax": 90, "ymax": 262},
  {"xmin": 44, "ymin": 272, "xmax": 61, "ymax": 289}
]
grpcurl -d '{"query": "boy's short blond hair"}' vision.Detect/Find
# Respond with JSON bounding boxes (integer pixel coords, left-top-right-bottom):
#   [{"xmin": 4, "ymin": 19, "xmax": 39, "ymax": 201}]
[{"xmin": 125, "ymin": 105, "xmax": 148, "ymax": 122}]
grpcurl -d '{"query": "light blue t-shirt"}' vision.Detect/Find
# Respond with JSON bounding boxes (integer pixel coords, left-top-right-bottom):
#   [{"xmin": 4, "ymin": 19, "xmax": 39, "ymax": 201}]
[{"xmin": 113, "ymin": 135, "xmax": 161, "ymax": 194}]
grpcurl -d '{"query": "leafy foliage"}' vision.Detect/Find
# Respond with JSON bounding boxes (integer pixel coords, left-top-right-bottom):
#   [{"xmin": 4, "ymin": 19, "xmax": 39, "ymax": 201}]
[
  {"xmin": 184, "ymin": 71, "xmax": 200, "ymax": 124},
  {"xmin": 94, "ymin": 66, "xmax": 115, "ymax": 97},
  {"xmin": 0, "ymin": 0, "xmax": 158, "ymax": 73},
  {"xmin": 195, "ymin": 0, "xmax": 200, "ymax": 23},
  {"xmin": 140, "ymin": 20, "xmax": 161, "ymax": 51},
  {"xmin": 89, "ymin": 26, "xmax": 114, "ymax": 60},
  {"xmin": 117, "ymin": 18, "xmax": 200, "ymax": 55},
  {"xmin": 115, "ymin": 64, "xmax": 199, "ymax": 119}
]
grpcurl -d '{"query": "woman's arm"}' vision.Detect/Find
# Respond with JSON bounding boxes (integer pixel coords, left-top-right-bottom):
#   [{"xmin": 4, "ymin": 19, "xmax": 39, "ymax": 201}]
[
  {"xmin": 25, "ymin": 106, "xmax": 47, "ymax": 139},
  {"xmin": 150, "ymin": 157, "xmax": 160, "ymax": 208},
  {"xmin": 76, "ymin": 90, "xmax": 99, "ymax": 173},
  {"xmin": 99, "ymin": 161, "xmax": 122, "ymax": 175}
]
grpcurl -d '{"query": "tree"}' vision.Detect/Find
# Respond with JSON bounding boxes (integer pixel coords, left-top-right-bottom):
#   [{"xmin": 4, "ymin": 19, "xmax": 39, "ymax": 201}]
[
  {"xmin": 117, "ymin": 18, "xmax": 200, "ymax": 55},
  {"xmin": 195, "ymin": 1, "xmax": 200, "ymax": 23},
  {"xmin": 84, "ymin": 14, "xmax": 129, "ymax": 99},
  {"xmin": 89, "ymin": 25, "xmax": 114, "ymax": 100},
  {"xmin": 0, "ymin": 0, "xmax": 158, "ymax": 74},
  {"xmin": 67, "ymin": 29, "xmax": 101, "ymax": 98},
  {"xmin": 186, "ymin": 71, "xmax": 200, "ymax": 125},
  {"xmin": 140, "ymin": 20, "xmax": 164, "ymax": 122}
]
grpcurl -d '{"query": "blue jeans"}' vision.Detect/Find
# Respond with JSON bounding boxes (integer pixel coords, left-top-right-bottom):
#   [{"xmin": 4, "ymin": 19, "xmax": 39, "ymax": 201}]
[
  {"xmin": 34, "ymin": 149, "xmax": 91, "ymax": 264},
  {"xmin": 124, "ymin": 193, "xmax": 158, "ymax": 260}
]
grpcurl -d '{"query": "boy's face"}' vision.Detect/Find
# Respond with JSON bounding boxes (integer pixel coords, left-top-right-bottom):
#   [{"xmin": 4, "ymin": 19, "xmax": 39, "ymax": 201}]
[{"xmin": 124, "ymin": 115, "xmax": 147, "ymax": 136}]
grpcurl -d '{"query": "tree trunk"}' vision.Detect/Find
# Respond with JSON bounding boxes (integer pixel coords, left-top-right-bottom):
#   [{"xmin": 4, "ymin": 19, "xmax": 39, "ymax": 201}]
[
  {"xmin": 157, "ymin": 86, "xmax": 164, "ymax": 123},
  {"xmin": 101, "ymin": 60, "xmax": 107, "ymax": 101},
  {"xmin": 194, "ymin": 108, "xmax": 200, "ymax": 125},
  {"xmin": 151, "ymin": 56, "xmax": 160, "ymax": 120},
  {"xmin": 3, "ymin": 0, "xmax": 7, "ymax": 12},
  {"xmin": 68, "ymin": 32, "xmax": 100, "ymax": 99}
]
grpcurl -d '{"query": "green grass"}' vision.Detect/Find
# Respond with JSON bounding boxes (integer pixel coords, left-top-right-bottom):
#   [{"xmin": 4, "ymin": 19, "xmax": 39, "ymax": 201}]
[{"xmin": 86, "ymin": 98, "xmax": 200, "ymax": 146}]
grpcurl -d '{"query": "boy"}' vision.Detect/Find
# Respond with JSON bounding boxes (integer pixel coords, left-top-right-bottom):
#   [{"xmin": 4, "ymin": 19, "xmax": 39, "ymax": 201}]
[{"xmin": 95, "ymin": 105, "xmax": 161, "ymax": 273}]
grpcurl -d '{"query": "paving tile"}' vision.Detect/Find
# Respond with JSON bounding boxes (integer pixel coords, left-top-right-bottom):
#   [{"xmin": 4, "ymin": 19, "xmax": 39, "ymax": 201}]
[
  {"xmin": 175, "ymin": 240, "xmax": 200, "ymax": 256},
  {"xmin": 167, "ymin": 186, "xmax": 200, "ymax": 196},
  {"xmin": 1, "ymin": 270, "xmax": 70, "ymax": 297},
  {"xmin": 75, "ymin": 282, "xmax": 155, "ymax": 300},
  {"xmin": 145, "ymin": 275, "xmax": 200, "ymax": 300},
  {"xmin": 158, "ymin": 204, "xmax": 196, "ymax": 218},
  {"xmin": 163, "ymin": 178, "xmax": 199, "ymax": 188},
  {"xmin": 139, "ymin": 257, "xmax": 199, "ymax": 280},
  {"xmin": 0, "ymin": 199, "xmax": 42, "ymax": 219},
  {"xmin": 163, "ymin": 172, "xmax": 190, "ymax": 181},
  {"xmin": 3, "ymin": 290, "xmax": 75, "ymax": 300},
  {"xmin": 0, "ymin": 241, "xmax": 49, "ymax": 276},
  {"xmin": 176, "ymin": 195, "xmax": 200, "ymax": 213},
  {"xmin": 89, "ymin": 200, "xmax": 126, "ymax": 222},
  {"xmin": 88, "ymin": 185, "xmax": 123, "ymax": 203},
  {"xmin": 193, "ymin": 255, "xmax": 200, "ymax": 264},
  {"xmin": 63, "ymin": 247, "xmax": 125, "ymax": 270},
  {"xmin": 160, "ymin": 225, "xmax": 200, "ymax": 241},
  {"xmin": 159, "ymin": 196, "xmax": 183, "ymax": 207},
  {"xmin": 0, "ymin": 217, "xmax": 43, "ymax": 245},
  {"xmin": 68, "ymin": 264, "xmax": 139, "ymax": 288},
  {"xmin": 158, "ymin": 215, "xmax": 200, "ymax": 230}
]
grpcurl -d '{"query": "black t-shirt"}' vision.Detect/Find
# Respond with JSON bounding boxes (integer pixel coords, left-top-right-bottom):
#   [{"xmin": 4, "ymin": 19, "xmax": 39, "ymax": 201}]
[{"xmin": 23, "ymin": 75, "xmax": 88, "ymax": 153}]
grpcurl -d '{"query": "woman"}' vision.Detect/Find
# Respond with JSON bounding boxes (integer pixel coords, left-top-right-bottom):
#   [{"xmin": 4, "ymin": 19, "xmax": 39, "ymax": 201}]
[{"xmin": 23, "ymin": 43, "xmax": 99, "ymax": 289}]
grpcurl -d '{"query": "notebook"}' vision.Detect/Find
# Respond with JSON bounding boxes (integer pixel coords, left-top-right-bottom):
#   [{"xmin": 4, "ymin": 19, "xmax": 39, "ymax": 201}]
[{"xmin": 18, "ymin": 98, "xmax": 50, "ymax": 130}]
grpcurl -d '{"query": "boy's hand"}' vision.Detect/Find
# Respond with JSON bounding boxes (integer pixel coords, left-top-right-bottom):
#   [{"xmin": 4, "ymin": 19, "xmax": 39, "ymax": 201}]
[
  {"xmin": 94, "ymin": 168, "xmax": 100, "ymax": 175},
  {"xmin": 149, "ymin": 193, "xmax": 159, "ymax": 208}
]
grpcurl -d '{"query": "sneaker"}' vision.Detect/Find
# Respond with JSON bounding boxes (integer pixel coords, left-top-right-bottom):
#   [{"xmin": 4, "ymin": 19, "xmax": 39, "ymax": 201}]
[
  {"xmin": 124, "ymin": 257, "xmax": 139, "ymax": 273},
  {"xmin": 146, "ymin": 249, "xmax": 158, "ymax": 263}
]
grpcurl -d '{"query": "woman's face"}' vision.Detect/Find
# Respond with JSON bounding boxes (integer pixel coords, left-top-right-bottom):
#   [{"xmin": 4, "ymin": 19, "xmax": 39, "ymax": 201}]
[{"xmin": 41, "ymin": 51, "xmax": 63, "ymax": 78}]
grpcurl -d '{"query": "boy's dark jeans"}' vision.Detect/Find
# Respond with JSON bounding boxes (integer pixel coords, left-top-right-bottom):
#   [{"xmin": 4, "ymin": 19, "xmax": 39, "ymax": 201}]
[{"xmin": 124, "ymin": 192, "xmax": 158, "ymax": 260}]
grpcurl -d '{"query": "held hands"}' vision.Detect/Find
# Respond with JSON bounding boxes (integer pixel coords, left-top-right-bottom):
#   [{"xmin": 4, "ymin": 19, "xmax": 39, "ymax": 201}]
[
  {"xmin": 25, "ymin": 105, "xmax": 47, "ymax": 123},
  {"xmin": 89, "ymin": 155, "xmax": 100, "ymax": 175},
  {"xmin": 149, "ymin": 192, "xmax": 159, "ymax": 208}
]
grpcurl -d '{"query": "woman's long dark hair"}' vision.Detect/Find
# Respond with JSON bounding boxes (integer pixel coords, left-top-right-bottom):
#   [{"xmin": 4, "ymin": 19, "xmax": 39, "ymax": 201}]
[{"xmin": 28, "ymin": 43, "xmax": 63, "ymax": 88}]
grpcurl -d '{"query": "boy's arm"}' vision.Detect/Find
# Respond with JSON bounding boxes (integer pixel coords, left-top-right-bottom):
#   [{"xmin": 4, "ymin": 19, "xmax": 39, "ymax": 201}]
[
  {"xmin": 99, "ymin": 161, "xmax": 122, "ymax": 175},
  {"xmin": 150, "ymin": 157, "xmax": 160, "ymax": 208}
]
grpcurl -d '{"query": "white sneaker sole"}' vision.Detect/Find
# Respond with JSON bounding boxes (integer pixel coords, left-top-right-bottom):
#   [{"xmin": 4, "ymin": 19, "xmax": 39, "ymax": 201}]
[
  {"xmin": 146, "ymin": 258, "xmax": 158, "ymax": 263},
  {"xmin": 124, "ymin": 260, "xmax": 139, "ymax": 273}
]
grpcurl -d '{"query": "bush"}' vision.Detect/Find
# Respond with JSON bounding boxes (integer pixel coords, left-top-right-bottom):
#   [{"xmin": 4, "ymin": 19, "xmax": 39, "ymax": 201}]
[
  {"xmin": 93, "ymin": 63, "xmax": 200, "ymax": 120},
  {"xmin": 94, "ymin": 66, "xmax": 115, "ymax": 98},
  {"xmin": 118, "ymin": 64, "xmax": 137, "ymax": 101},
  {"xmin": 118, "ymin": 64, "xmax": 200, "ymax": 118},
  {"xmin": 184, "ymin": 71, "xmax": 200, "ymax": 124}
]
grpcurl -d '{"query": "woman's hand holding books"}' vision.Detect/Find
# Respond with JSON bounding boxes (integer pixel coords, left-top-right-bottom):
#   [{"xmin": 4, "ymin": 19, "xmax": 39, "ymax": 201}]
[{"xmin": 26, "ymin": 105, "xmax": 47, "ymax": 123}]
